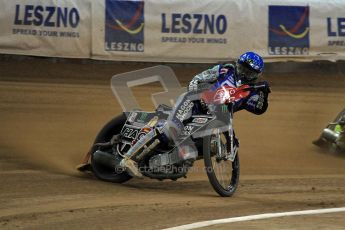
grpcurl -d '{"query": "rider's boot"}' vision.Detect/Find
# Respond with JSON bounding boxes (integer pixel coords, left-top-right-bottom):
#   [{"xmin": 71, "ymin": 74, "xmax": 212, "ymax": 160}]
[
  {"xmin": 119, "ymin": 128, "xmax": 161, "ymax": 178},
  {"xmin": 119, "ymin": 157, "xmax": 142, "ymax": 178}
]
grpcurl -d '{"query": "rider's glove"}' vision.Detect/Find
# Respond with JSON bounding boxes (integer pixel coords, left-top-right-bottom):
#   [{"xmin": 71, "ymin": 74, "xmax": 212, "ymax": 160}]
[
  {"xmin": 200, "ymin": 98, "xmax": 208, "ymax": 110},
  {"xmin": 256, "ymin": 81, "xmax": 271, "ymax": 94}
]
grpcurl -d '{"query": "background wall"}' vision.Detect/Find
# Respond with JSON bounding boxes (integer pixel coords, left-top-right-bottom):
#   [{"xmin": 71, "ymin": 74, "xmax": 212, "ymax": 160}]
[{"xmin": 1, "ymin": 0, "xmax": 345, "ymax": 63}]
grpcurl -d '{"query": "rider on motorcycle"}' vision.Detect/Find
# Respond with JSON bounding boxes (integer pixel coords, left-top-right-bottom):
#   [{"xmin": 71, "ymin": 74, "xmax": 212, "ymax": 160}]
[
  {"xmin": 334, "ymin": 116, "xmax": 345, "ymax": 148},
  {"xmin": 120, "ymin": 51, "xmax": 271, "ymax": 177},
  {"xmin": 335, "ymin": 116, "xmax": 345, "ymax": 134}
]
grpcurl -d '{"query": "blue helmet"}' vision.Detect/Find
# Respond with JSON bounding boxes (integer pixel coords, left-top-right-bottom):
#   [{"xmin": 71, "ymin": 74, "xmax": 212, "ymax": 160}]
[{"xmin": 236, "ymin": 52, "xmax": 264, "ymax": 83}]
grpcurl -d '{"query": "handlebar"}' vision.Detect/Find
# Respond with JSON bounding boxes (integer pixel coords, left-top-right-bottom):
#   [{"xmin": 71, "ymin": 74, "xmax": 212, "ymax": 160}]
[
  {"xmin": 244, "ymin": 83, "xmax": 269, "ymax": 90},
  {"xmin": 201, "ymin": 82, "xmax": 270, "ymax": 105}
]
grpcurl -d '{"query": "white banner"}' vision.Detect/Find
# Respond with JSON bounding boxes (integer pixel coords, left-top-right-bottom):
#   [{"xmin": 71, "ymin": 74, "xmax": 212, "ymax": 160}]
[
  {"xmin": 0, "ymin": 0, "xmax": 91, "ymax": 58},
  {"xmin": 257, "ymin": 0, "xmax": 345, "ymax": 62},
  {"xmin": 92, "ymin": 0, "xmax": 233, "ymax": 62},
  {"xmin": 92, "ymin": 0, "xmax": 345, "ymax": 63},
  {"xmin": 0, "ymin": 0, "xmax": 345, "ymax": 62}
]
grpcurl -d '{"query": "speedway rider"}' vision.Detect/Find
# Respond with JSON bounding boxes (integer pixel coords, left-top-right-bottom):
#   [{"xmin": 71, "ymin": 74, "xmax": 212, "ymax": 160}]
[
  {"xmin": 334, "ymin": 116, "xmax": 345, "ymax": 148},
  {"xmin": 335, "ymin": 116, "xmax": 345, "ymax": 134},
  {"xmin": 120, "ymin": 51, "xmax": 271, "ymax": 177}
]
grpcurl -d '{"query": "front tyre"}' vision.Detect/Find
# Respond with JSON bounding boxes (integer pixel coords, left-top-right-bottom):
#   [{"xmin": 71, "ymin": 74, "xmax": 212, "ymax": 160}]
[{"xmin": 203, "ymin": 126, "xmax": 240, "ymax": 197}]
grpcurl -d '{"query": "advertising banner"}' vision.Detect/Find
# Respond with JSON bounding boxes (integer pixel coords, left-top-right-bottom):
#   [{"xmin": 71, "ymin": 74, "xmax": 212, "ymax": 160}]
[
  {"xmin": 0, "ymin": 0, "xmax": 91, "ymax": 58},
  {"xmin": 0, "ymin": 0, "xmax": 345, "ymax": 62},
  {"xmin": 92, "ymin": 0, "xmax": 234, "ymax": 62},
  {"xmin": 263, "ymin": 0, "xmax": 345, "ymax": 61},
  {"xmin": 309, "ymin": 0, "xmax": 345, "ymax": 61},
  {"xmin": 92, "ymin": 0, "xmax": 345, "ymax": 63}
]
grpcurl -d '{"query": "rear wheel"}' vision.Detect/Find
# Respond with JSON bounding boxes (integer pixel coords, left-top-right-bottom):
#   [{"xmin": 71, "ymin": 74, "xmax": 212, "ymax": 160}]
[
  {"xmin": 203, "ymin": 124, "xmax": 240, "ymax": 197},
  {"xmin": 91, "ymin": 113, "xmax": 132, "ymax": 183}
]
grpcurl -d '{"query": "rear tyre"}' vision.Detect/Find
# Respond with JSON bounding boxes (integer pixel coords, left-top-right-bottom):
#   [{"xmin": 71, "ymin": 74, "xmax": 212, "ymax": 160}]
[
  {"xmin": 203, "ymin": 123, "xmax": 240, "ymax": 197},
  {"xmin": 91, "ymin": 113, "xmax": 132, "ymax": 183}
]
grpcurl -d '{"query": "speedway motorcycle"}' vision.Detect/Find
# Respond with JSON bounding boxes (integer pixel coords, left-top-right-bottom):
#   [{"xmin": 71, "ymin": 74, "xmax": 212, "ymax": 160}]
[
  {"xmin": 313, "ymin": 108, "xmax": 345, "ymax": 152},
  {"xmin": 77, "ymin": 77, "xmax": 267, "ymax": 197}
]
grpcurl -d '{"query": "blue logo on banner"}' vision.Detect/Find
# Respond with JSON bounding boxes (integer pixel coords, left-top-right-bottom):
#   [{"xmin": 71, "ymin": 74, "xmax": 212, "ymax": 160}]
[
  {"xmin": 327, "ymin": 17, "xmax": 345, "ymax": 47},
  {"xmin": 105, "ymin": 0, "xmax": 144, "ymax": 52},
  {"xmin": 268, "ymin": 5, "xmax": 309, "ymax": 55}
]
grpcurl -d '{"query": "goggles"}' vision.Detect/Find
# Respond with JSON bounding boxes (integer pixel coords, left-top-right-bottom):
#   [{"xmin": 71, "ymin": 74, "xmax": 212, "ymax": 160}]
[{"xmin": 236, "ymin": 62, "xmax": 260, "ymax": 82}]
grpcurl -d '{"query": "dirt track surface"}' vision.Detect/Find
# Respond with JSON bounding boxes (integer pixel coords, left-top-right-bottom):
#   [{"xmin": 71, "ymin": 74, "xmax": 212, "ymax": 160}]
[{"xmin": 1, "ymin": 59, "xmax": 345, "ymax": 229}]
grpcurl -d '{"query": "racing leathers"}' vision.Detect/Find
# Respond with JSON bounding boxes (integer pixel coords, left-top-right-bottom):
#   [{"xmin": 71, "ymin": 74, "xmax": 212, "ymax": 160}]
[
  {"xmin": 120, "ymin": 63, "xmax": 270, "ymax": 177},
  {"xmin": 188, "ymin": 63, "xmax": 269, "ymax": 115}
]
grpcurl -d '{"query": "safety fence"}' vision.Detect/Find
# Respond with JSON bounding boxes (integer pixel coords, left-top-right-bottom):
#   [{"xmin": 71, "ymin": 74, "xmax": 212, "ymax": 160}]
[{"xmin": 0, "ymin": 0, "xmax": 344, "ymax": 63}]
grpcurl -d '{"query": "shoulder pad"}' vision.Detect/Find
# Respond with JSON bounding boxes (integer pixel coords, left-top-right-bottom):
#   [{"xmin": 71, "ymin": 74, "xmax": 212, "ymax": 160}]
[
  {"xmin": 219, "ymin": 63, "xmax": 235, "ymax": 75},
  {"xmin": 222, "ymin": 63, "xmax": 235, "ymax": 69}
]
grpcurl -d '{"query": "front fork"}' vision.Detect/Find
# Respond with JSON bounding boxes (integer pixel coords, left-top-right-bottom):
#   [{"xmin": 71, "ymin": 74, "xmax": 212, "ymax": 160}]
[
  {"xmin": 226, "ymin": 106, "xmax": 238, "ymax": 162},
  {"xmin": 212, "ymin": 127, "xmax": 238, "ymax": 162},
  {"xmin": 212, "ymin": 105, "xmax": 238, "ymax": 162},
  {"xmin": 227, "ymin": 125, "xmax": 238, "ymax": 162}
]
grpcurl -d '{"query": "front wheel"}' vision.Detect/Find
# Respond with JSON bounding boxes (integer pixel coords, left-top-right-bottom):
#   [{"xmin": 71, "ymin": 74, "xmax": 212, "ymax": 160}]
[{"xmin": 203, "ymin": 127, "xmax": 240, "ymax": 197}]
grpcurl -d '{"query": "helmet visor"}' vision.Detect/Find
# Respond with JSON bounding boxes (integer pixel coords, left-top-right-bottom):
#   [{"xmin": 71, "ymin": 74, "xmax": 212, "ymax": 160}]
[{"xmin": 236, "ymin": 62, "xmax": 260, "ymax": 82}]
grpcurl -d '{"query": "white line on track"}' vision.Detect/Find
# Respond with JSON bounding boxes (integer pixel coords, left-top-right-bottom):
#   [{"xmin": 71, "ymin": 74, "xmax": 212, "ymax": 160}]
[{"xmin": 163, "ymin": 207, "xmax": 345, "ymax": 230}]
